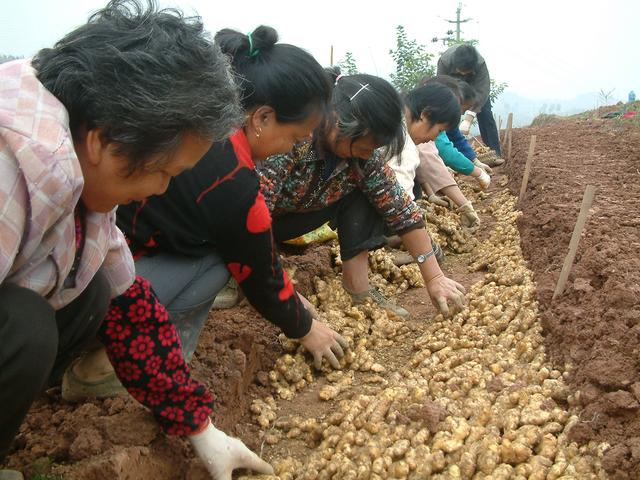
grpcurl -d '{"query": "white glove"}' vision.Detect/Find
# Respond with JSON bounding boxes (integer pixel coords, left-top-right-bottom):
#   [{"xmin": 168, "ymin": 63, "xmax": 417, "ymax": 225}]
[
  {"xmin": 457, "ymin": 202, "xmax": 480, "ymax": 228},
  {"xmin": 459, "ymin": 110, "xmax": 477, "ymax": 135},
  {"xmin": 475, "ymin": 169, "xmax": 491, "ymax": 190},
  {"xmin": 189, "ymin": 419, "xmax": 274, "ymax": 480},
  {"xmin": 427, "ymin": 193, "xmax": 453, "ymax": 208},
  {"xmin": 473, "ymin": 158, "xmax": 493, "ymax": 174}
]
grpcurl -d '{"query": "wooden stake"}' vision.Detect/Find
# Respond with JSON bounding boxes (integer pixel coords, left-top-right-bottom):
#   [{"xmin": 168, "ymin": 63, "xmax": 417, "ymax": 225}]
[
  {"xmin": 471, "ymin": 136, "xmax": 484, "ymax": 149},
  {"xmin": 506, "ymin": 113, "xmax": 513, "ymax": 160},
  {"xmin": 502, "ymin": 112, "xmax": 512, "ymax": 147},
  {"xmin": 498, "ymin": 116, "xmax": 503, "ymax": 141},
  {"xmin": 518, "ymin": 135, "xmax": 537, "ymax": 203},
  {"xmin": 330, "ymin": 45, "xmax": 334, "ymax": 66},
  {"xmin": 552, "ymin": 185, "xmax": 597, "ymax": 300}
]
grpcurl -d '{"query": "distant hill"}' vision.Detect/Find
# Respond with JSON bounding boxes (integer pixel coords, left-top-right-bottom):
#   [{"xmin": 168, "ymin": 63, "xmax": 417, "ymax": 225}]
[
  {"xmin": 492, "ymin": 91, "xmax": 624, "ymax": 128},
  {"xmin": 0, "ymin": 54, "xmax": 23, "ymax": 64}
]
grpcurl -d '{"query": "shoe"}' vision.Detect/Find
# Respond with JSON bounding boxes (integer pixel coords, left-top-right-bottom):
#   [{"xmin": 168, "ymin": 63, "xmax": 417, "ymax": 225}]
[
  {"xmin": 457, "ymin": 202, "xmax": 480, "ymax": 228},
  {"xmin": 385, "ymin": 234, "xmax": 403, "ymax": 249},
  {"xmin": 477, "ymin": 151, "xmax": 505, "ymax": 167},
  {"xmin": 61, "ymin": 358, "xmax": 127, "ymax": 402},
  {"xmin": 348, "ymin": 287, "xmax": 409, "ymax": 318},
  {"xmin": 0, "ymin": 471, "xmax": 24, "ymax": 480},
  {"xmin": 391, "ymin": 251, "xmax": 414, "ymax": 266},
  {"xmin": 212, "ymin": 278, "xmax": 239, "ymax": 309}
]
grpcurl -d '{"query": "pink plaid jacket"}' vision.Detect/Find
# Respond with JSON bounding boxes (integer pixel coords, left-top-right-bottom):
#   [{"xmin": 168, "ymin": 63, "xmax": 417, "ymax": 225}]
[{"xmin": 0, "ymin": 60, "xmax": 134, "ymax": 309}]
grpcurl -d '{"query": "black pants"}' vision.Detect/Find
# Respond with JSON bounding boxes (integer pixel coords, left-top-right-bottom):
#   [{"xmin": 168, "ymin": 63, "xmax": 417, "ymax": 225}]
[
  {"xmin": 477, "ymin": 96, "xmax": 502, "ymax": 155},
  {"xmin": 0, "ymin": 272, "xmax": 110, "ymax": 462},
  {"xmin": 272, "ymin": 190, "xmax": 388, "ymax": 261}
]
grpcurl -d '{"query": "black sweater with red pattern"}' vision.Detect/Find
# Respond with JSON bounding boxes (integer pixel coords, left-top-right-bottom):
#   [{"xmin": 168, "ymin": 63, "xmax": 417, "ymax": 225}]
[{"xmin": 116, "ymin": 130, "xmax": 312, "ymax": 338}]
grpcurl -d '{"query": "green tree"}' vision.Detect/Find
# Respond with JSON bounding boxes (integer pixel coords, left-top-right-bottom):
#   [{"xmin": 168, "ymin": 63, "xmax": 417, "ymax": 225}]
[
  {"xmin": 389, "ymin": 25, "xmax": 435, "ymax": 92},
  {"xmin": 489, "ymin": 78, "xmax": 508, "ymax": 104},
  {"xmin": 337, "ymin": 51, "xmax": 358, "ymax": 75}
]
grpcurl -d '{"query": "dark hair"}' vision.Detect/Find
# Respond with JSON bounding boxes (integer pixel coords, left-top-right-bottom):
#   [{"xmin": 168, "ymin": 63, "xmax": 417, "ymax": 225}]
[
  {"xmin": 421, "ymin": 75, "xmax": 477, "ymax": 107},
  {"xmin": 452, "ymin": 44, "xmax": 479, "ymax": 73},
  {"xmin": 32, "ymin": 0, "xmax": 242, "ymax": 173},
  {"xmin": 456, "ymin": 79, "xmax": 477, "ymax": 106},
  {"xmin": 321, "ymin": 66, "xmax": 404, "ymax": 159},
  {"xmin": 215, "ymin": 25, "xmax": 331, "ymax": 123},
  {"xmin": 405, "ymin": 82, "xmax": 460, "ymax": 130}
]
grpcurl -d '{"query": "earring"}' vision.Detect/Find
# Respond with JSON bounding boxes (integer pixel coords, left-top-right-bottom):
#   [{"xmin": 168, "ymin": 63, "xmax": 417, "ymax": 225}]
[{"xmin": 255, "ymin": 127, "xmax": 262, "ymax": 139}]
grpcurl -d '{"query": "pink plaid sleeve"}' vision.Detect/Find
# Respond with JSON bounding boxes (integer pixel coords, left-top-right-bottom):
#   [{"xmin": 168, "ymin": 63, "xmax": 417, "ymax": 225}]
[
  {"xmin": 100, "ymin": 213, "xmax": 136, "ymax": 298},
  {"xmin": 0, "ymin": 150, "xmax": 26, "ymax": 283}
]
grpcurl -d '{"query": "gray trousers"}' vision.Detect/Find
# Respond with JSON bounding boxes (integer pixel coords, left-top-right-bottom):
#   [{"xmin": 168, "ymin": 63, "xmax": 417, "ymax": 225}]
[{"xmin": 135, "ymin": 252, "xmax": 229, "ymax": 362}]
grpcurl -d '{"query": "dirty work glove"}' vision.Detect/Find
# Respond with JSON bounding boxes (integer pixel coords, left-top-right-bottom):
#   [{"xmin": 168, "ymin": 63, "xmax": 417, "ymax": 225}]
[
  {"xmin": 189, "ymin": 419, "xmax": 274, "ymax": 480},
  {"xmin": 473, "ymin": 158, "xmax": 493, "ymax": 174},
  {"xmin": 428, "ymin": 193, "xmax": 453, "ymax": 209},
  {"xmin": 459, "ymin": 110, "xmax": 477, "ymax": 135},
  {"xmin": 457, "ymin": 202, "xmax": 480, "ymax": 228},
  {"xmin": 474, "ymin": 169, "xmax": 491, "ymax": 190},
  {"xmin": 425, "ymin": 273, "xmax": 466, "ymax": 317}
]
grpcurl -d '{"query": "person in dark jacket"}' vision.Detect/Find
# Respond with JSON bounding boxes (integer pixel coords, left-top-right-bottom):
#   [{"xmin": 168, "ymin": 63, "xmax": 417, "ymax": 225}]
[{"xmin": 437, "ymin": 44, "xmax": 503, "ymax": 162}]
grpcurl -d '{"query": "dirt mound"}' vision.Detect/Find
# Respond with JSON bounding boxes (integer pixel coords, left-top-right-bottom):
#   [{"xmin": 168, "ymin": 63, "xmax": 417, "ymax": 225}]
[
  {"xmin": 529, "ymin": 113, "xmax": 563, "ymax": 127},
  {"xmin": 280, "ymin": 243, "xmax": 335, "ymax": 296},
  {"xmin": 504, "ymin": 112, "xmax": 640, "ymax": 478}
]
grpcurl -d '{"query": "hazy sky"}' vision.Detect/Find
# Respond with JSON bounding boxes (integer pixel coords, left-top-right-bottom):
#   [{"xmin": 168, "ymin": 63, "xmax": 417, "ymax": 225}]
[{"xmin": 2, "ymin": 0, "xmax": 638, "ymax": 101}]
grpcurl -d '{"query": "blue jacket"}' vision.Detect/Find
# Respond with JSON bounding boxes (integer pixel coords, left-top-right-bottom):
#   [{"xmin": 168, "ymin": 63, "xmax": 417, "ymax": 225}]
[
  {"xmin": 434, "ymin": 131, "xmax": 475, "ymax": 175},
  {"xmin": 446, "ymin": 128, "xmax": 477, "ymax": 161}
]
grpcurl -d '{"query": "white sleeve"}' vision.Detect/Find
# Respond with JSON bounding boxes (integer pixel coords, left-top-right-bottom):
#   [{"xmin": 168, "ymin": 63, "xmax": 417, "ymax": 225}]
[{"xmin": 386, "ymin": 134, "xmax": 421, "ymax": 200}]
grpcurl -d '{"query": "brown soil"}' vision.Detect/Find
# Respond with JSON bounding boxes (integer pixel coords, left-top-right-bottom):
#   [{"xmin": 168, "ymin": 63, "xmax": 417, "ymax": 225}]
[
  {"xmin": 4, "ymin": 240, "xmax": 487, "ymax": 480},
  {"xmin": 4, "ymin": 109, "xmax": 640, "ymax": 479},
  {"xmin": 504, "ymin": 111, "xmax": 640, "ymax": 479},
  {"xmin": 5, "ymin": 299, "xmax": 286, "ymax": 479}
]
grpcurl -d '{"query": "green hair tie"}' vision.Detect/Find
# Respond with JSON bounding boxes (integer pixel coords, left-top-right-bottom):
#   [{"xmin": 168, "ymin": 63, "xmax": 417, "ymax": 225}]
[{"xmin": 246, "ymin": 32, "xmax": 260, "ymax": 58}]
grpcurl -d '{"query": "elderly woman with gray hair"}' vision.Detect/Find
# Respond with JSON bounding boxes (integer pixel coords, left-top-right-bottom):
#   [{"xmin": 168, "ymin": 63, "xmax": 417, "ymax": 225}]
[{"xmin": 0, "ymin": 0, "xmax": 260, "ymax": 478}]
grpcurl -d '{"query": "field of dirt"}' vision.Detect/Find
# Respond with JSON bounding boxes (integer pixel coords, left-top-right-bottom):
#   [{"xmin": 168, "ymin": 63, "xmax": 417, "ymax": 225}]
[
  {"xmin": 504, "ymin": 106, "xmax": 640, "ymax": 479},
  {"xmin": 3, "ymin": 105, "xmax": 639, "ymax": 479}
]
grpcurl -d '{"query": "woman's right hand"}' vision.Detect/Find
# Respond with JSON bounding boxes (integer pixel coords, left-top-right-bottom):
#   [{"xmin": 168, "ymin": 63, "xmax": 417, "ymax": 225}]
[
  {"xmin": 189, "ymin": 419, "xmax": 274, "ymax": 480},
  {"xmin": 425, "ymin": 273, "xmax": 466, "ymax": 316}
]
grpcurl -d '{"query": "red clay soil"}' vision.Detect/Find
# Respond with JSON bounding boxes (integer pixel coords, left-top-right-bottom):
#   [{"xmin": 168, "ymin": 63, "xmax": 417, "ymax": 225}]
[
  {"xmin": 4, "ymin": 246, "xmax": 339, "ymax": 479},
  {"xmin": 503, "ymin": 109, "xmax": 640, "ymax": 479},
  {"xmin": 4, "ymin": 279, "xmax": 288, "ymax": 479},
  {"xmin": 5, "ymin": 112, "xmax": 640, "ymax": 479}
]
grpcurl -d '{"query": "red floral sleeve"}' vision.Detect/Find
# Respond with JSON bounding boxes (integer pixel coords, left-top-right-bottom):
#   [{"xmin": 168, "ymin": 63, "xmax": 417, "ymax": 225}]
[{"xmin": 98, "ymin": 276, "xmax": 213, "ymax": 435}]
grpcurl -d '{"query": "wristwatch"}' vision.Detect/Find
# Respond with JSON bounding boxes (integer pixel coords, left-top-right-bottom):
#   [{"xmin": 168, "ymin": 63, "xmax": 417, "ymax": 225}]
[{"xmin": 415, "ymin": 249, "xmax": 435, "ymax": 264}]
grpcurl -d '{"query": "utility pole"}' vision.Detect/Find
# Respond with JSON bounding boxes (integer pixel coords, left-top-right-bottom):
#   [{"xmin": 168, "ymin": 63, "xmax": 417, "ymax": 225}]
[{"xmin": 444, "ymin": 3, "xmax": 472, "ymax": 42}]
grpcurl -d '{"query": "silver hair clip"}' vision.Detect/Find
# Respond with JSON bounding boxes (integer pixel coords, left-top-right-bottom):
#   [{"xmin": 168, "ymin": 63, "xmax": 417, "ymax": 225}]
[
  {"xmin": 349, "ymin": 83, "xmax": 370, "ymax": 101},
  {"xmin": 334, "ymin": 74, "xmax": 344, "ymax": 85}
]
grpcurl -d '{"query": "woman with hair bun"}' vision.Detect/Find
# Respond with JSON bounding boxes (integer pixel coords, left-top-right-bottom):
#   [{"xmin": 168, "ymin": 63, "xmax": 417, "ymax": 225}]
[{"xmin": 66, "ymin": 24, "xmax": 338, "ymax": 479}]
